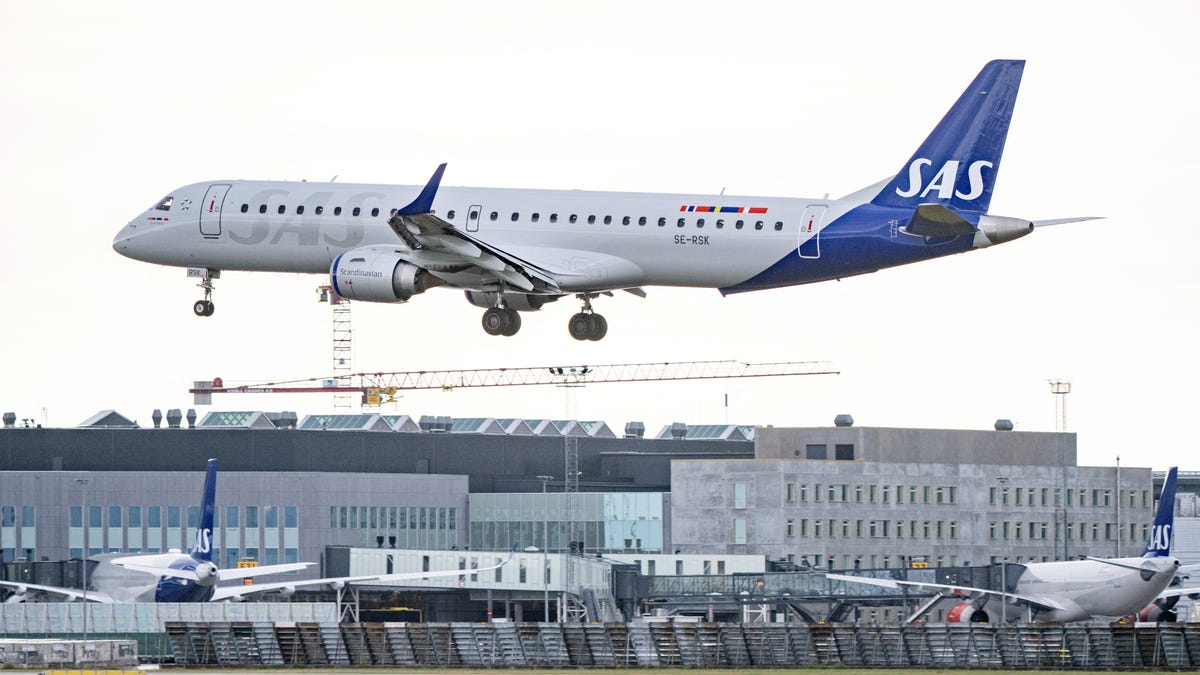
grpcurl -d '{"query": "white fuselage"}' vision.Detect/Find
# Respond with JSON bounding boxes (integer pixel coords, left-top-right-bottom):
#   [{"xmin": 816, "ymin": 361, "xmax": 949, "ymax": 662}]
[
  {"xmin": 113, "ymin": 179, "xmax": 887, "ymax": 293},
  {"xmin": 1007, "ymin": 556, "xmax": 1179, "ymax": 622}
]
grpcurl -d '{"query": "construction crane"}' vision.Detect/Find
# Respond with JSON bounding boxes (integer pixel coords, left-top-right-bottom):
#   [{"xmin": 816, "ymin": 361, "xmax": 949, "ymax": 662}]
[{"xmin": 190, "ymin": 360, "xmax": 838, "ymax": 406}]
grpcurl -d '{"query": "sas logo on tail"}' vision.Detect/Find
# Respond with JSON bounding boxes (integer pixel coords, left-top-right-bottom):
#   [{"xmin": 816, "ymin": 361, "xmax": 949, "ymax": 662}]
[
  {"xmin": 194, "ymin": 528, "xmax": 212, "ymax": 554},
  {"xmin": 896, "ymin": 159, "xmax": 993, "ymax": 201},
  {"xmin": 1149, "ymin": 524, "xmax": 1171, "ymax": 552}
]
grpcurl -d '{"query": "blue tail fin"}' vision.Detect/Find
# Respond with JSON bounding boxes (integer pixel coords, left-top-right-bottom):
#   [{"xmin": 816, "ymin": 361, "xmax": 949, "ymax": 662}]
[
  {"xmin": 871, "ymin": 60, "xmax": 1025, "ymax": 214},
  {"xmin": 191, "ymin": 458, "xmax": 217, "ymax": 562},
  {"xmin": 1143, "ymin": 467, "xmax": 1178, "ymax": 558}
]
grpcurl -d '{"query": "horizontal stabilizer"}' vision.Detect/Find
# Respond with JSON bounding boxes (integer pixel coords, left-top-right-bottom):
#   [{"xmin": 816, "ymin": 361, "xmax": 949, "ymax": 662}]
[{"xmin": 904, "ymin": 204, "xmax": 977, "ymax": 237}]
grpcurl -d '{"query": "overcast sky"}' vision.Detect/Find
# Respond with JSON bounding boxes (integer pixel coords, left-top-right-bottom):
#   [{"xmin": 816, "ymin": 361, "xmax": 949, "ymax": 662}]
[{"xmin": 2, "ymin": 1, "xmax": 1197, "ymax": 471}]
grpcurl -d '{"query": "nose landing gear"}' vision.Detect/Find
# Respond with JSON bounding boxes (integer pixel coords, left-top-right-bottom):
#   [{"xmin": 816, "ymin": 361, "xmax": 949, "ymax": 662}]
[{"xmin": 191, "ymin": 268, "xmax": 220, "ymax": 317}]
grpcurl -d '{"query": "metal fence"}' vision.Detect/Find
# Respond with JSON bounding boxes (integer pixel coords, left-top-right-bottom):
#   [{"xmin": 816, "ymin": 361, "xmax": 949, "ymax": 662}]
[{"xmin": 163, "ymin": 620, "xmax": 1200, "ymax": 668}]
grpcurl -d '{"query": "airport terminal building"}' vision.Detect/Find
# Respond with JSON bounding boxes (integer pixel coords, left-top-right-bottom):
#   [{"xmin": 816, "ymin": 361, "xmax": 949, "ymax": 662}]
[{"xmin": 0, "ymin": 409, "xmax": 1187, "ymax": 621}]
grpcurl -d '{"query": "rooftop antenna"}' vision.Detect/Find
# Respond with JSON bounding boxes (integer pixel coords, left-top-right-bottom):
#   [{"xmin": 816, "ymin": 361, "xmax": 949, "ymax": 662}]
[{"xmin": 1048, "ymin": 380, "xmax": 1071, "ymax": 431}]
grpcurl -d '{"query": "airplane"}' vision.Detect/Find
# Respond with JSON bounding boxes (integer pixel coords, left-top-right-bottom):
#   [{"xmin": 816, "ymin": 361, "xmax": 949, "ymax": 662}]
[
  {"xmin": 113, "ymin": 60, "xmax": 1094, "ymax": 341},
  {"xmin": 829, "ymin": 467, "xmax": 1199, "ymax": 624},
  {"xmin": 0, "ymin": 459, "xmax": 511, "ymax": 603}
]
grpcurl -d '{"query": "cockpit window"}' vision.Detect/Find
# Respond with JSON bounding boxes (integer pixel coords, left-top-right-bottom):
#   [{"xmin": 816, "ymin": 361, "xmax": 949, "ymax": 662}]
[{"xmin": 154, "ymin": 196, "xmax": 173, "ymax": 211}]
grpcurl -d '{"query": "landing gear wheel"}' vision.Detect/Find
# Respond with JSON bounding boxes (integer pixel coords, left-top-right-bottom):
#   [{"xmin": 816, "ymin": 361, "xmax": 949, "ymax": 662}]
[
  {"xmin": 587, "ymin": 313, "xmax": 607, "ymax": 341},
  {"xmin": 567, "ymin": 312, "xmax": 607, "ymax": 340},
  {"xmin": 193, "ymin": 300, "xmax": 214, "ymax": 317},
  {"xmin": 501, "ymin": 308, "xmax": 521, "ymax": 336},
  {"xmin": 482, "ymin": 307, "xmax": 510, "ymax": 336}
]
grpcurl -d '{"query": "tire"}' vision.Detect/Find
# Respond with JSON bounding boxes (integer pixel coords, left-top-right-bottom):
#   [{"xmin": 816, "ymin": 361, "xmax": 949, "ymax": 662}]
[
  {"xmin": 194, "ymin": 300, "xmax": 210, "ymax": 317},
  {"xmin": 501, "ymin": 308, "xmax": 522, "ymax": 336},
  {"xmin": 482, "ymin": 307, "xmax": 509, "ymax": 335},
  {"xmin": 587, "ymin": 313, "xmax": 607, "ymax": 341},
  {"xmin": 568, "ymin": 313, "xmax": 593, "ymax": 340},
  {"xmin": 204, "ymin": 301, "xmax": 215, "ymax": 316}
]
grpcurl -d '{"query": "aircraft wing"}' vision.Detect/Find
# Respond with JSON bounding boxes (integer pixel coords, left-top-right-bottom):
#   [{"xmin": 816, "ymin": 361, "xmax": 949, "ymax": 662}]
[
  {"xmin": 0, "ymin": 579, "xmax": 115, "ymax": 603},
  {"xmin": 827, "ymin": 573, "xmax": 1065, "ymax": 613},
  {"xmin": 216, "ymin": 562, "xmax": 314, "ymax": 581},
  {"xmin": 212, "ymin": 551, "xmax": 514, "ymax": 602},
  {"xmin": 1158, "ymin": 585, "xmax": 1200, "ymax": 601},
  {"xmin": 388, "ymin": 164, "xmax": 563, "ymax": 294}
]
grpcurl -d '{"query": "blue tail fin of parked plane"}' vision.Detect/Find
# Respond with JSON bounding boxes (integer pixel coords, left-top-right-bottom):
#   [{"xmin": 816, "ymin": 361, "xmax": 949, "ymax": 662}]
[
  {"xmin": 1142, "ymin": 466, "xmax": 1178, "ymax": 558},
  {"xmin": 871, "ymin": 59, "xmax": 1025, "ymax": 214},
  {"xmin": 190, "ymin": 458, "xmax": 217, "ymax": 562}
]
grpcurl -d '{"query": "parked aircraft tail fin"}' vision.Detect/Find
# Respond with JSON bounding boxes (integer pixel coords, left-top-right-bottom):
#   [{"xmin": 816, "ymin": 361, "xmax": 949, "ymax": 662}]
[
  {"xmin": 1142, "ymin": 466, "xmax": 1178, "ymax": 558},
  {"xmin": 190, "ymin": 458, "xmax": 217, "ymax": 562},
  {"xmin": 871, "ymin": 60, "xmax": 1025, "ymax": 214}
]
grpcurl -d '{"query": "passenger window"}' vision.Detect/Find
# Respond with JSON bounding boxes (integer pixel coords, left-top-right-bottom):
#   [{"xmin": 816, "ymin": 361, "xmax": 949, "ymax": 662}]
[
  {"xmin": 622, "ymin": 216, "xmax": 630, "ymax": 225},
  {"xmin": 447, "ymin": 209, "xmax": 456, "ymax": 219},
  {"xmin": 297, "ymin": 205, "xmax": 305, "ymax": 215},
  {"xmin": 774, "ymin": 221, "xmax": 784, "ymax": 231},
  {"xmin": 154, "ymin": 196, "xmax": 173, "ymax": 211},
  {"xmin": 697, "ymin": 218, "xmax": 705, "ymax": 228},
  {"xmin": 587, "ymin": 215, "xmax": 596, "ymax": 224},
  {"xmin": 638, "ymin": 216, "xmax": 647, "ymax": 226},
  {"xmin": 334, "ymin": 206, "xmax": 343, "ymax": 216},
  {"xmin": 315, "ymin": 205, "xmax": 324, "ymax": 215},
  {"xmin": 532, "ymin": 213, "xmax": 540, "ymax": 222},
  {"xmin": 240, "ymin": 203, "xmax": 248, "ymax": 213},
  {"xmin": 658, "ymin": 217, "xmax": 666, "ymax": 227},
  {"xmin": 569, "ymin": 214, "xmax": 578, "ymax": 223},
  {"xmin": 716, "ymin": 219, "xmax": 724, "ymax": 229},
  {"xmin": 603, "ymin": 215, "xmax": 612, "ymax": 224},
  {"xmin": 277, "ymin": 205, "xmax": 286, "ymax": 215},
  {"xmin": 511, "ymin": 212, "xmax": 519, "ymax": 221},
  {"xmin": 754, "ymin": 220, "xmax": 763, "ymax": 230},
  {"xmin": 352, "ymin": 207, "xmax": 361, "ymax": 217},
  {"xmin": 550, "ymin": 213, "xmax": 558, "ymax": 223},
  {"xmin": 371, "ymin": 207, "xmax": 380, "ymax": 217},
  {"xmin": 490, "ymin": 211, "xmax": 498, "ymax": 221},
  {"xmin": 735, "ymin": 219, "xmax": 744, "ymax": 229},
  {"xmin": 677, "ymin": 218, "xmax": 685, "ymax": 227},
  {"xmin": 259, "ymin": 204, "xmax": 267, "ymax": 214},
  {"xmin": 469, "ymin": 210, "xmax": 478, "ymax": 219}
]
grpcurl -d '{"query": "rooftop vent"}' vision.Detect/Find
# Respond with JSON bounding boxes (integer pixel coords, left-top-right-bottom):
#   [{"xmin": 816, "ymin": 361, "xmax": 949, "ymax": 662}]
[
  {"xmin": 669, "ymin": 422, "xmax": 688, "ymax": 439},
  {"xmin": 151, "ymin": 409, "xmax": 163, "ymax": 428},
  {"xmin": 994, "ymin": 419, "xmax": 1014, "ymax": 431},
  {"xmin": 267, "ymin": 411, "xmax": 298, "ymax": 429},
  {"xmin": 2, "ymin": 413, "xmax": 14, "ymax": 429},
  {"xmin": 834, "ymin": 414, "xmax": 854, "ymax": 428},
  {"xmin": 166, "ymin": 409, "xmax": 183, "ymax": 429},
  {"xmin": 624, "ymin": 421, "xmax": 645, "ymax": 439},
  {"xmin": 186, "ymin": 409, "xmax": 198, "ymax": 428}
]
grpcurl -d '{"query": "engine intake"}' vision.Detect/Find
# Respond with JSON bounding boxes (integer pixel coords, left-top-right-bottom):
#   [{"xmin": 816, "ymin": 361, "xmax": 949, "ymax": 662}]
[{"xmin": 332, "ymin": 248, "xmax": 443, "ymax": 303}]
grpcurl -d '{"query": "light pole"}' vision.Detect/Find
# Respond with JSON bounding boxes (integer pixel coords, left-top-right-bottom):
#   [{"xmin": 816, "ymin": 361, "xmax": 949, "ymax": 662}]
[
  {"xmin": 74, "ymin": 478, "xmax": 89, "ymax": 643},
  {"xmin": 537, "ymin": 475, "xmax": 554, "ymax": 622}
]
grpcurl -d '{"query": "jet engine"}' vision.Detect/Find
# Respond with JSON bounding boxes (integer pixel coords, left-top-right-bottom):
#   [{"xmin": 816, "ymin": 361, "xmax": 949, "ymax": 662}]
[
  {"xmin": 946, "ymin": 603, "xmax": 990, "ymax": 623},
  {"xmin": 464, "ymin": 291, "xmax": 561, "ymax": 311},
  {"xmin": 1138, "ymin": 595, "xmax": 1180, "ymax": 622},
  {"xmin": 331, "ymin": 248, "xmax": 443, "ymax": 303}
]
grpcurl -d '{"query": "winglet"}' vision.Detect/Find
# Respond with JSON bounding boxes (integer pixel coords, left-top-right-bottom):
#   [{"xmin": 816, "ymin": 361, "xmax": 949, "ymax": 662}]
[
  {"xmin": 397, "ymin": 163, "xmax": 447, "ymax": 216},
  {"xmin": 1143, "ymin": 467, "xmax": 1178, "ymax": 558},
  {"xmin": 191, "ymin": 458, "xmax": 217, "ymax": 562}
]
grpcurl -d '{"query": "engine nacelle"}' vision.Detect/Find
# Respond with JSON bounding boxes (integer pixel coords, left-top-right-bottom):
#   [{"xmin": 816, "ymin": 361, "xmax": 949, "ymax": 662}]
[
  {"xmin": 1138, "ymin": 595, "xmax": 1180, "ymax": 622},
  {"xmin": 332, "ymin": 248, "xmax": 443, "ymax": 303},
  {"xmin": 946, "ymin": 603, "xmax": 990, "ymax": 623},
  {"xmin": 464, "ymin": 291, "xmax": 561, "ymax": 312},
  {"xmin": 974, "ymin": 214, "xmax": 1034, "ymax": 248}
]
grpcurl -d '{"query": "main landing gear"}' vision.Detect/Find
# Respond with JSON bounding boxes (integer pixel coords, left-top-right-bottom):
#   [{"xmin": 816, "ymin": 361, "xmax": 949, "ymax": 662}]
[
  {"xmin": 568, "ymin": 294, "xmax": 607, "ymax": 341},
  {"xmin": 192, "ymin": 268, "xmax": 220, "ymax": 317},
  {"xmin": 482, "ymin": 305, "xmax": 522, "ymax": 336}
]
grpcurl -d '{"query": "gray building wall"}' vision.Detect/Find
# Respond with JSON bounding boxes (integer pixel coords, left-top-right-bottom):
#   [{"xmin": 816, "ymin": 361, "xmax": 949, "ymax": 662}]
[
  {"xmin": 0, "ymin": 471, "xmax": 467, "ymax": 582},
  {"xmin": 671, "ymin": 456, "xmax": 1153, "ymax": 568},
  {"xmin": 755, "ymin": 426, "xmax": 1077, "ymax": 466}
]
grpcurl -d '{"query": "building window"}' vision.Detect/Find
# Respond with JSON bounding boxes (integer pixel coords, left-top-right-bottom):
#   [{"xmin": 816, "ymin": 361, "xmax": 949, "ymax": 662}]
[
  {"xmin": 785, "ymin": 482, "xmax": 795, "ymax": 502},
  {"xmin": 805, "ymin": 444, "xmax": 827, "ymax": 460},
  {"xmin": 786, "ymin": 519, "xmax": 795, "ymax": 537},
  {"xmin": 799, "ymin": 484, "xmax": 808, "ymax": 502},
  {"xmin": 733, "ymin": 518, "xmax": 747, "ymax": 544},
  {"xmin": 733, "ymin": 483, "xmax": 747, "ymax": 509},
  {"xmin": 835, "ymin": 444, "xmax": 854, "ymax": 460}
]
